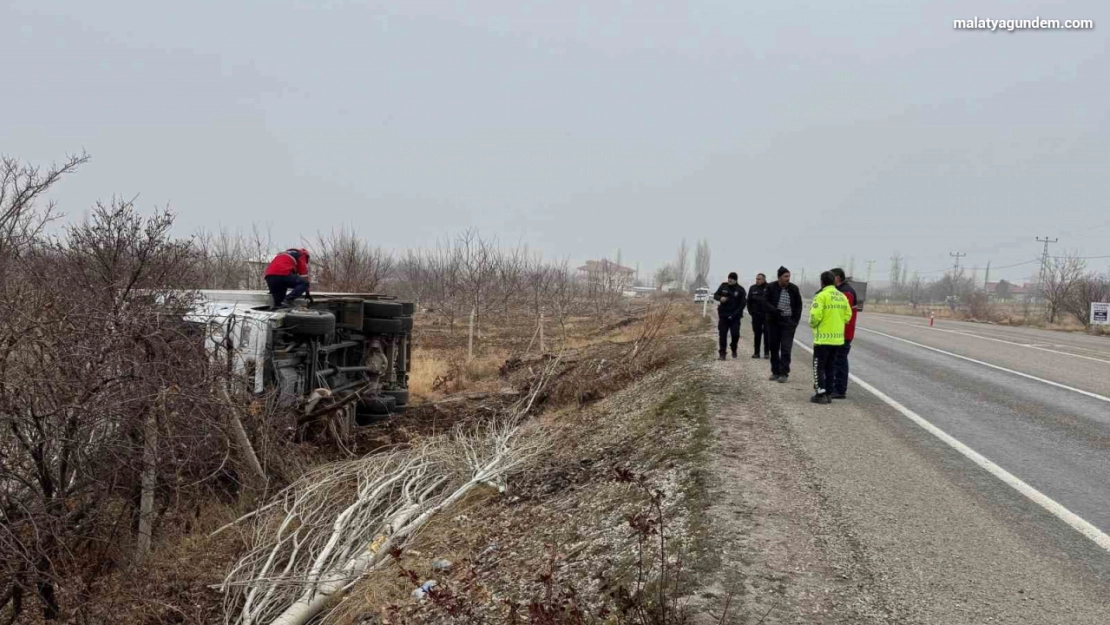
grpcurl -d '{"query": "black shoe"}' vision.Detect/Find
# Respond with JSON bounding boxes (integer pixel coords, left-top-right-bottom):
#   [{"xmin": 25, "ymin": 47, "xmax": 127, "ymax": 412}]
[
  {"xmin": 751, "ymin": 354, "xmax": 761, "ymax": 359},
  {"xmin": 768, "ymin": 374, "xmax": 780, "ymax": 381},
  {"xmin": 731, "ymin": 348, "xmax": 738, "ymax": 359},
  {"xmin": 718, "ymin": 352, "xmax": 727, "ymax": 361},
  {"xmin": 830, "ymin": 393, "xmax": 847, "ymax": 400},
  {"xmin": 810, "ymin": 393, "xmax": 831, "ymax": 404},
  {"xmin": 777, "ymin": 375, "xmax": 788, "ymax": 383}
]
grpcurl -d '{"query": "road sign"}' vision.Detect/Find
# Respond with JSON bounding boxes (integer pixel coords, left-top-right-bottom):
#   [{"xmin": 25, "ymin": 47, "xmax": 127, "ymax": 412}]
[{"xmin": 1091, "ymin": 302, "xmax": 1110, "ymax": 326}]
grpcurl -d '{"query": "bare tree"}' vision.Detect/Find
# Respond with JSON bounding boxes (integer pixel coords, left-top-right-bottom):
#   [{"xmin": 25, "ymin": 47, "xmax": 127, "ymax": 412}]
[
  {"xmin": 673, "ymin": 239, "xmax": 689, "ymax": 292},
  {"xmin": 906, "ymin": 272, "xmax": 924, "ymax": 309},
  {"xmin": 1063, "ymin": 271, "xmax": 1110, "ymax": 327},
  {"xmin": 0, "ymin": 197, "xmax": 241, "ymax": 621},
  {"xmin": 694, "ymin": 239, "xmax": 711, "ymax": 287},
  {"xmin": 193, "ymin": 227, "xmax": 251, "ymax": 289},
  {"xmin": 654, "ymin": 264, "xmax": 676, "ymax": 291},
  {"xmin": 0, "ymin": 180, "xmax": 297, "ymax": 622},
  {"xmin": 0, "ymin": 153, "xmax": 88, "ymax": 278},
  {"xmin": 457, "ymin": 229, "xmax": 501, "ymax": 331},
  {"xmin": 314, "ymin": 225, "xmax": 394, "ymax": 293},
  {"xmin": 244, "ymin": 223, "xmax": 274, "ymax": 290},
  {"xmin": 1042, "ymin": 252, "xmax": 1086, "ymax": 323}
]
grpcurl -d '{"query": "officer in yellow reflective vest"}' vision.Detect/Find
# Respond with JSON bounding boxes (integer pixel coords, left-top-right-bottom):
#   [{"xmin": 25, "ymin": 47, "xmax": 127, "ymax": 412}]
[{"xmin": 809, "ymin": 270, "xmax": 854, "ymax": 404}]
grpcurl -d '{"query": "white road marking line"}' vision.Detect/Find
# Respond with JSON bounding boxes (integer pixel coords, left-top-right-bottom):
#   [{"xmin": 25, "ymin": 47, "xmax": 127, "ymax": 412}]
[
  {"xmin": 792, "ymin": 339, "xmax": 1110, "ymax": 553},
  {"xmin": 871, "ymin": 318, "xmax": 1110, "ymax": 364},
  {"xmin": 856, "ymin": 328, "xmax": 1110, "ymax": 404}
]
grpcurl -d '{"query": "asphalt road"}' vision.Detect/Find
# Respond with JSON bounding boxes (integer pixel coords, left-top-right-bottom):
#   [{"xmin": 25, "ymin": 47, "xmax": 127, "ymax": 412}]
[
  {"xmin": 782, "ymin": 311, "xmax": 1110, "ymax": 611},
  {"xmin": 701, "ymin": 306, "xmax": 1110, "ymax": 623},
  {"xmin": 827, "ymin": 313, "xmax": 1110, "ymax": 535}
]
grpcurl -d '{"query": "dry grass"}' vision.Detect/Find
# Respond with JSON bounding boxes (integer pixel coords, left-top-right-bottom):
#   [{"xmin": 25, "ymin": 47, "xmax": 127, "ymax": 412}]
[
  {"xmin": 407, "ymin": 302, "xmax": 710, "ymax": 404},
  {"xmin": 41, "ymin": 500, "xmax": 251, "ymax": 625},
  {"xmin": 408, "ymin": 348, "xmax": 512, "ymax": 401}
]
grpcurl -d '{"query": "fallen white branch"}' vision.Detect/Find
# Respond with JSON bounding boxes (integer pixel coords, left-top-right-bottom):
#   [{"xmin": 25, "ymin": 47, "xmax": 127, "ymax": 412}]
[{"xmin": 220, "ymin": 358, "xmax": 558, "ymax": 625}]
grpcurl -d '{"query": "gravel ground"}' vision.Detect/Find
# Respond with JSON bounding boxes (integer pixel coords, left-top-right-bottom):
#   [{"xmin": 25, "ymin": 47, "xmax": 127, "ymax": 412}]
[{"xmin": 697, "ymin": 330, "xmax": 1110, "ymax": 624}]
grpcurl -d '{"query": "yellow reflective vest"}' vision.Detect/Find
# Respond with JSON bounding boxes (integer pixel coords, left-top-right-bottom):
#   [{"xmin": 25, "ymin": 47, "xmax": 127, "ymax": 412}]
[{"xmin": 810, "ymin": 285, "xmax": 853, "ymax": 346}]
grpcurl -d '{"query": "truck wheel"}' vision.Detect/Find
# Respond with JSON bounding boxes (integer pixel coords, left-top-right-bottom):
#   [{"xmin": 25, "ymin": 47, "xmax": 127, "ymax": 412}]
[
  {"xmin": 355, "ymin": 395, "xmax": 396, "ymax": 425},
  {"xmin": 398, "ymin": 317, "xmax": 414, "ymax": 332},
  {"xmin": 382, "ymin": 389, "xmax": 409, "ymax": 406},
  {"xmin": 363, "ymin": 317, "xmax": 403, "ymax": 334},
  {"xmin": 363, "ymin": 301, "xmax": 402, "ymax": 318},
  {"xmin": 400, "ymin": 302, "xmax": 416, "ymax": 316},
  {"xmin": 281, "ymin": 310, "xmax": 335, "ymax": 337}
]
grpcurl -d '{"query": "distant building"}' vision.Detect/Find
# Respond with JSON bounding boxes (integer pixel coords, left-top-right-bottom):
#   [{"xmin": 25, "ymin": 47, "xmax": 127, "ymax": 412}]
[
  {"xmin": 576, "ymin": 259, "xmax": 636, "ymax": 282},
  {"xmin": 577, "ymin": 259, "xmax": 636, "ymax": 296},
  {"xmin": 986, "ymin": 280, "xmax": 1034, "ymax": 302}
]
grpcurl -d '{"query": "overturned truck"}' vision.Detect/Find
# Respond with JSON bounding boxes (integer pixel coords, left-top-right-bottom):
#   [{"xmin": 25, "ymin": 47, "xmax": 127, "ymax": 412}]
[{"xmin": 188, "ymin": 290, "xmax": 414, "ymax": 425}]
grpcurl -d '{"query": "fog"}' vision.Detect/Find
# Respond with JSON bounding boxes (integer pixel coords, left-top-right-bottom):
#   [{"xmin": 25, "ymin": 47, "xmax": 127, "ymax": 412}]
[{"xmin": 2, "ymin": 0, "xmax": 1107, "ymax": 283}]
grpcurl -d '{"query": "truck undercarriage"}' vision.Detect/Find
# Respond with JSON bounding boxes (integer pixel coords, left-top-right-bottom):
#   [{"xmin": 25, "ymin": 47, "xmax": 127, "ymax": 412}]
[{"xmin": 190, "ymin": 290, "xmax": 414, "ymax": 424}]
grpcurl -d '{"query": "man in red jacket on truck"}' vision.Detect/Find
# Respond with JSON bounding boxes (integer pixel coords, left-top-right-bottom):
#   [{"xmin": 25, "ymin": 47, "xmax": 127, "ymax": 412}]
[
  {"xmin": 830, "ymin": 267, "xmax": 859, "ymax": 399},
  {"xmin": 264, "ymin": 248, "xmax": 311, "ymax": 308}
]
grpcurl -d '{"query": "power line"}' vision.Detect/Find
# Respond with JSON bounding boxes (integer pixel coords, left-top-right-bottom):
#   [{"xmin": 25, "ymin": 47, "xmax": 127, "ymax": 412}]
[{"xmin": 867, "ymin": 257, "xmax": 1040, "ymax": 280}]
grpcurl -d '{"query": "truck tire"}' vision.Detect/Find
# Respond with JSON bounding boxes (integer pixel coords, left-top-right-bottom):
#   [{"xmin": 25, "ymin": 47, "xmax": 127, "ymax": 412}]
[
  {"xmin": 398, "ymin": 316, "xmax": 414, "ymax": 332},
  {"xmin": 281, "ymin": 310, "xmax": 335, "ymax": 337},
  {"xmin": 363, "ymin": 301, "xmax": 402, "ymax": 318},
  {"xmin": 363, "ymin": 317, "xmax": 403, "ymax": 334},
  {"xmin": 355, "ymin": 395, "xmax": 396, "ymax": 425},
  {"xmin": 382, "ymin": 389, "xmax": 409, "ymax": 406},
  {"xmin": 400, "ymin": 302, "xmax": 416, "ymax": 316}
]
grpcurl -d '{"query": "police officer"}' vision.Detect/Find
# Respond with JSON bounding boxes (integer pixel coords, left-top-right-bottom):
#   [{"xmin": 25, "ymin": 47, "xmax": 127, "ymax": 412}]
[
  {"xmin": 713, "ymin": 272, "xmax": 746, "ymax": 360},
  {"xmin": 747, "ymin": 273, "xmax": 771, "ymax": 359},
  {"xmin": 809, "ymin": 271, "xmax": 853, "ymax": 404}
]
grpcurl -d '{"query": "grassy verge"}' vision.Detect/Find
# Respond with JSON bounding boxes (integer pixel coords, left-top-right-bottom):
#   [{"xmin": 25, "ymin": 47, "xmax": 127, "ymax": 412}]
[{"xmin": 324, "ymin": 328, "xmax": 720, "ymax": 624}]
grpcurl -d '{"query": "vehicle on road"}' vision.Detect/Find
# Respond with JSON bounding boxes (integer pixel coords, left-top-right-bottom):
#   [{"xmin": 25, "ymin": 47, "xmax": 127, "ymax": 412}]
[
  {"xmin": 186, "ymin": 290, "xmax": 413, "ymax": 424},
  {"xmin": 694, "ymin": 286, "xmax": 711, "ymax": 303}
]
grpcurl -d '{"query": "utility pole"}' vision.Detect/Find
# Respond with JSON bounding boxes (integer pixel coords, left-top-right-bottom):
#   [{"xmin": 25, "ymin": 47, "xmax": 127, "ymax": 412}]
[
  {"xmin": 949, "ymin": 252, "xmax": 966, "ymax": 298},
  {"xmin": 865, "ymin": 259, "xmax": 875, "ymax": 283},
  {"xmin": 1035, "ymin": 236, "xmax": 1058, "ymax": 299},
  {"xmin": 889, "ymin": 254, "xmax": 904, "ymax": 289},
  {"xmin": 983, "ymin": 260, "xmax": 991, "ymax": 292},
  {"xmin": 949, "ymin": 251, "xmax": 966, "ymax": 272}
]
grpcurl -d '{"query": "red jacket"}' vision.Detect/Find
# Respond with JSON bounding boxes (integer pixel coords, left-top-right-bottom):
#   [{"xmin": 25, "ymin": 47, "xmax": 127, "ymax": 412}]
[
  {"xmin": 841, "ymin": 287, "xmax": 858, "ymax": 341},
  {"xmin": 264, "ymin": 249, "xmax": 309, "ymax": 277}
]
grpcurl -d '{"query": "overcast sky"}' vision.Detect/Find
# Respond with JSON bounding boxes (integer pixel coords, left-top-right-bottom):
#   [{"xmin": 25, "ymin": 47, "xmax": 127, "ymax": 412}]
[{"xmin": 2, "ymin": 0, "xmax": 1107, "ymax": 284}]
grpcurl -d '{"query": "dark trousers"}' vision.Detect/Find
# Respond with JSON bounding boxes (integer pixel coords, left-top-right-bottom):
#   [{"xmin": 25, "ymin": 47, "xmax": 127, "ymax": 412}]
[
  {"xmin": 265, "ymin": 274, "xmax": 309, "ymax": 307},
  {"xmin": 718, "ymin": 314, "xmax": 741, "ymax": 354},
  {"xmin": 813, "ymin": 344, "xmax": 838, "ymax": 394},
  {"xmin": 833, "ymin": 340, "xmax": 852, "ymax": 395},
  {"xmin": 750, "ymin": 314, "xmax": 770, "ymax": 356},
  {"xmin": 767, "ymin": 321, "xmax": 797, "ymax": 376}
]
